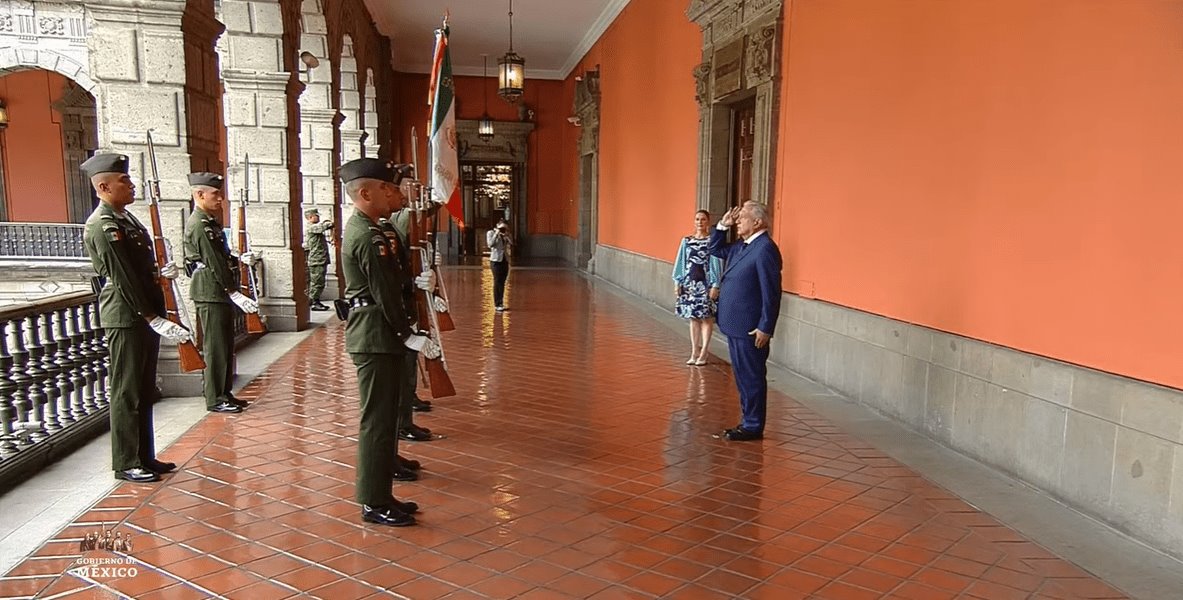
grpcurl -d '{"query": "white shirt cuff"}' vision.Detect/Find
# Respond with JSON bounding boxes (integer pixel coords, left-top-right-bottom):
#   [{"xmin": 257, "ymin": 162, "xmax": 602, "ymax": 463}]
[{"xmin": 716, "ymin": 223, "xmax": 729, "ymax": 230}]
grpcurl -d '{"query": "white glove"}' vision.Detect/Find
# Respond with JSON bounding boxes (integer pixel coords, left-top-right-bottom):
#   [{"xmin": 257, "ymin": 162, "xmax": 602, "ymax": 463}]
[
  {"xmin": 420, "ymin": 337, "xmax": 442, "ymax": 360},
  {"xmin": 433, "ymin": 295, "xmax": 449, "ymax": 314},
  {"xmin": 404, "ymin": 333, "xmax": 428, "ymax": 353},
  {"xmin": 239, "ymin": 251, "xmax": 258, "ymax": 266},
  {"xmin": 414, "ymin": 270, "xmax": 436, "ymax": 292},
  {"xmin": 229, "ymin": 291, "xmax": 259, "ymax": 314},
  {"xmin": 148, "ymin": 316, "xmax": 191, "ymax": 344},
  {"xmin": 159, "ymin": 262, "xmax": 179, "ymax": 280}
]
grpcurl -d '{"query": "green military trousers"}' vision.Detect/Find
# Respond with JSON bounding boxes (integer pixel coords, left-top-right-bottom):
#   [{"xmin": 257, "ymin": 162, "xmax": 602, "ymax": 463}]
[
  {"xmin": 351, "ymin": 352, "xmax": 405, "ymax": 506},
  {"xmin": 399, "ymin": 350, "xmax": 419, "ymax": 426},
  {"xmin": 196, "ymin": 301, "xmax": 234, "ymax": 409},
  {"xmin": 106, "ymin": 323, "xmax": 160, "ymax": 471},
  {"xmin": 307, "ymin": 263, "xmax": 327, "ymax": 303}
]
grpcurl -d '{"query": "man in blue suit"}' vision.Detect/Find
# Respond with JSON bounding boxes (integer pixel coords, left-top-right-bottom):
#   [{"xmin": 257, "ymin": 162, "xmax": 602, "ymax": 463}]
[{"xmin": 709, "ymin": 201, "xmax": 783, "ymax": 441}]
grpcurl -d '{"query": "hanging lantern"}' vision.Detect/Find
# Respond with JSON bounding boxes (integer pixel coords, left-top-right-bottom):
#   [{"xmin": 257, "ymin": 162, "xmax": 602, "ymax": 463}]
[
  {"xmin": 498, "ymin": 0, "xmax": 525, "ymax": 103},
  {"xmin": 480, "ymin": 55, "xmax": 495, "ymax": 141}
]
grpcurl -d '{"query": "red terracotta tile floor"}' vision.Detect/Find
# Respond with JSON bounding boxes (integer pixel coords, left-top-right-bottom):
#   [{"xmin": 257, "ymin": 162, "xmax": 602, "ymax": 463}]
[{"xmin": 0, "ymin": 268, "xmax": 1130, "ymax": 599}]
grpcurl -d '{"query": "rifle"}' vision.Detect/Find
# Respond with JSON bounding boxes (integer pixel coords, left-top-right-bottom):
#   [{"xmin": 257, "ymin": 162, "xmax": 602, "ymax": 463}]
[
  {"xmin": 236, "ymin": 155, "xmax": 266, "ymax": 334},
  {"xmin": 407, "ymin": 179, "xmax": 456, "ymax": 398},
  {"xmin": 411, "ymin": 127, "xmax": 455, "ymax": 331},
  {"xmin": 144, "ymin": 131, "xmax": 206, "ymax": 372}
]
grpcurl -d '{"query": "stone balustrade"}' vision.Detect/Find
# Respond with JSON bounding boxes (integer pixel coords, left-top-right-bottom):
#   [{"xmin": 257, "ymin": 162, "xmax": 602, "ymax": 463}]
[{"xmin": 0, "ymin": 291, "xmax": 108, "ymax": 489}]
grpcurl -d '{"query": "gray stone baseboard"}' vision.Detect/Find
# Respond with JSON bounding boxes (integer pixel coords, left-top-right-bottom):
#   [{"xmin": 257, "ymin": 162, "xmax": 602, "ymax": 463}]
[{"xmin": 592, "ymin": 243, "xmax": 1183, "ymax": 561}]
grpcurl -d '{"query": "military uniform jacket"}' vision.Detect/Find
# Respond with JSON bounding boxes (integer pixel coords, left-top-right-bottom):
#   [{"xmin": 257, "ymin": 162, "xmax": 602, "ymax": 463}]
[
  {"xmin": 304, "ymin": 221, "xmax": 332, "ymax": 266},
  {"xmin": 82, "ymin": 203, "xmax": 166, "ymax": 328},
  {"xmin": 183, "ymin": 208, "xmax": 240, "ymax": 303},
  {"xmin": 379, "ymin": 216, "xmax": 417, "ymax": 324},
  {"xmin": 342, "ymin": 210, "xmax": 413, "ymax": 354}
]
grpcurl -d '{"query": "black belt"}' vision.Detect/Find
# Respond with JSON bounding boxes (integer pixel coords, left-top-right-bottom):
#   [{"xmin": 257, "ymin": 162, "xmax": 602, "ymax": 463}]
[{"xmin": 348, "ymin": 296, "xmax": 375, "ymax": 308}]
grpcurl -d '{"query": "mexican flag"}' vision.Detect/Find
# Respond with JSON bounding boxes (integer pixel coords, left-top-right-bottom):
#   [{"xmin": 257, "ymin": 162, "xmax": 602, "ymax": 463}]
[{"xmin": 428, "ymin": 24, "xmax": 463, "ymax": 227}]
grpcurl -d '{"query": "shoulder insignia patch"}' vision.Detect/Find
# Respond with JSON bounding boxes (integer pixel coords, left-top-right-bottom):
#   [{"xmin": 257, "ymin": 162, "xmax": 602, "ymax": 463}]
[{"xmin": 107, "ymin": 229, "xmax": 124, "ymax": 242}]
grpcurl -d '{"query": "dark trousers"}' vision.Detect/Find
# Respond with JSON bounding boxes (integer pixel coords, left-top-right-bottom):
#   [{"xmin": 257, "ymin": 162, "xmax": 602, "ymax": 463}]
[
  {"xmin": 106, "ymin": 323, "xmax": 160, "ymax": 471},
  {"xmin": 196, "ymin": 302, "xmax": 234, "ymax": 409},
  {"xmin": 727, "ymin": 334, "xmax": 770, "ymax": 434},
  {"xmin": 399, "ymin": 350, "xmax": 419, "ymax": 427},
  {"xmin": 351, "ymin": 352, "xmax": 405, "ymax": 506},
  {"xmin": 490, "ymin": 259, "xmax": 509, "ymax": 307}
]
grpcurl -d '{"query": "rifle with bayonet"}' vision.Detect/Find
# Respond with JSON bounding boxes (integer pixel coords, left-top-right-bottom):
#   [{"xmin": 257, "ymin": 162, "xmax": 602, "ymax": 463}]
[
  {"xmin": 144, "ymin": 131, "xmax": 206, "ymax": 372},
  {"xmin": 236, "ymin": 155, "xmax": 266, "ymax": 334},
  {"xmin": 411, "ymin": 128, "xmax": 455, "ymax": 332}
]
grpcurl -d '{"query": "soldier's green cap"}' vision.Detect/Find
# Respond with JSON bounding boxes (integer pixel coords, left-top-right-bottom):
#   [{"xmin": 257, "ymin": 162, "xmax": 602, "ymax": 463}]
[
  {"xmin": 340, "ymin": 158, "xmax": 395, "ymax": 184},
  {"xmin": 80, "ymin": 153, "xmax": 130, "ymax": 178},
  {"xmin": 393, "ymin": 163, "xmax": 415, "ymax": 184},
  {"xmin": 187, "ymin": 172, "xmax": 224, "ymax": 189},
  {"xmin": 305, "ymin": 208, "xmax": 320, "ymax": 216}
]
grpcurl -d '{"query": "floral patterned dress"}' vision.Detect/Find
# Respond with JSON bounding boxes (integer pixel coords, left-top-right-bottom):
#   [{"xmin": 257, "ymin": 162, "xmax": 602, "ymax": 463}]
[{"xmin": 673, "ymin": 236, "xmax": 723, "ymax": 320}]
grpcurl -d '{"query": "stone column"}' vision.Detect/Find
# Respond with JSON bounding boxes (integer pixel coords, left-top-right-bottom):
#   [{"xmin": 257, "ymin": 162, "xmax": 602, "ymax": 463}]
[
  {"xmin": 87, "ymin": 0, "xmax": 200, "ymax": 395},
  {"xmin": 219, "ymin": 0, "xmax": 301, "ymax": 331}
]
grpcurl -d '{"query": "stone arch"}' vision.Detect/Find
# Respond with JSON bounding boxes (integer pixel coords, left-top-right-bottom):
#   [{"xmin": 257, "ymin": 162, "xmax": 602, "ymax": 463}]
[
  {"xmin": 337, "ymin": 33, "xmax": 363, "ymax": 162},
  {"xmin": 297, "ymin": 0, "xmax": 337, "ymax": 209},
  {"xmin": 0, "ymin": 48, "xmax": 96, "ymax": 95},
  {"xmin": 362, "ymin": 68, "xmax": 378, "ymax": 158}
]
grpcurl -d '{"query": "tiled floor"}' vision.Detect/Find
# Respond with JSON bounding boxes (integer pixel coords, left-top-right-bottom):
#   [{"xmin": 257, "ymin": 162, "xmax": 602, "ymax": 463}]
[{"xmin": 0, "ymin": 268, "xmax": 1131, "ymax": 599}]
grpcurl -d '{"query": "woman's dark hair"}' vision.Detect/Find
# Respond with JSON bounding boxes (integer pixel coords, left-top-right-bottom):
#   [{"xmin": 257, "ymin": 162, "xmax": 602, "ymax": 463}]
[{"xmin": 695, "ymin": 209, "xmax": 710, "ymax": 218}]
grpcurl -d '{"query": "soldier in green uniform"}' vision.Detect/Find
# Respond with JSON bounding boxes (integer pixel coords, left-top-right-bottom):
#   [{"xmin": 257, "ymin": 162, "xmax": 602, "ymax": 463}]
[
  {"xmin": 304, "ymin": 208, "xmax": 333, "ymax": 311},
  {"xmin": 340, "ymin": 158, "xmax": 434, "ymax": 526},
  {"xmin": 387, "ymin": 167, "xmax": 442, "ymax": 435},
  {"xmin": 81, "ymin": 153, "xmax": 189, "ymax": 483},
  {"xmin": 182, "ymin": 172, "xmax": 260, "ymax": 414}
]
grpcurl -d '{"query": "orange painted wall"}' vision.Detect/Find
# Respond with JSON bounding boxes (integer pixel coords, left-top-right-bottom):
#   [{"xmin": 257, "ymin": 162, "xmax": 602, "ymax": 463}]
[
  {"xmin": 563, "ymin": 0, "xmax": 702, "ymax": 262},
  {"xmin": 558, "ymin": 0, "xmax": 1182, "ymax": 388},
  {"xmin": 393, "ymin": 72, "xmax": 573, "ymax": 235},
  {"xmin": 0, "ymin": 70, "xmax": 69, "ymax": 223},
  {"xmin": 773, "ymin": 0, "xmax": 1183, "ymax": 388}
]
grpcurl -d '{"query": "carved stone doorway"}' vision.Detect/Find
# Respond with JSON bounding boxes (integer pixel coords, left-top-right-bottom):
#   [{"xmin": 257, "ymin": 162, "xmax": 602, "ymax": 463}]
[
  {"xmin": 573, "ymin": 68, "xmax": 600, "ymax": 270},
  {"xmin": 688, "ymin": 0, "xmax": 783, "ymax": 219},
  {"xmin": 456, "ymin": 119, "xmax": 533, "ymax": 259},
  {"xmin": 52, "ymin": 80, "xmax": 98, "ymax": 224}
]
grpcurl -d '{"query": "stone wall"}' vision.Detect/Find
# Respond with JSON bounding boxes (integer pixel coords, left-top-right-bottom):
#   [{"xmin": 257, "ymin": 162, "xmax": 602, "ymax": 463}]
[{"xmin": 592, "ymin": 243, "xmax": 1183, "ymax": 561}]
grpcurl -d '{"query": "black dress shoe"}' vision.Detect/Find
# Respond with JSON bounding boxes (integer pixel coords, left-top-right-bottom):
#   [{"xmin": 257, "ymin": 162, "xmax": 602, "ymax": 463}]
[
  {"xmin": 392, "ymin": 465, "xmax": 419, "ymax": 481},
  {"xmin": 310, "ymin": 302, "xmax": 330, "ymax": 311},
  {"xmin": 227, "ymin": 395, "xmax": 249, "ymax": 408},
  {"xmin": 144, "ymin": 458, "xmax": 176, "ymax": 474},
  {"xmin": 208, "ymin": 401, "xmax": 242, "ymax": 414},
  {"xmin": 115, "ymin": 468, "xmax": 161, "ymax": 483},
  {"xmin": 362, "ymin": 505, "xmax": 416, "ymax": 527},
  {"xmin": 412, "ymin": 398, "xmax": 433, "ymax": 412},
  {"xmin": 396, "ymin": 454, "xmax": 422, "ymax": 471},
  {"xmin": 723, "ymin": 427, "xmax": 763, "ymax": 441},
  {"xmin": 393, "ymin": 498, "xmax": 420, "ymax": 514},
  {"xmin": 398, "ymin": 425, "xmax": 432, "ymax": 442}
]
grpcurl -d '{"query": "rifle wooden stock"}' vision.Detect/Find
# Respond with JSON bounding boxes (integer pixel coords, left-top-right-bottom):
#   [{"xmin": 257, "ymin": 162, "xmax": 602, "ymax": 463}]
[
  {"xmin": 237, "ymin": 156, "xmax": 266, "ymax": 334},
  {"xmin": 144, "ymin": 132, "xmax": 205, "ymax": 372},
  {"xmin": 408, "ymin": 203, "xmax": 455, "ymax": 399}
]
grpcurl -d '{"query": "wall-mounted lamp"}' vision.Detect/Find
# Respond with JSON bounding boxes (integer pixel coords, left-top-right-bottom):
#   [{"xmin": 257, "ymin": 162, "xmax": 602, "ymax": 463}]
[
  {"xmin": 0, "ymin": 100, "xmax": 9, "ymax": 130},
  {"xmin": 299, "ymin": 51, "xmax": 320, "ymax": 82}
]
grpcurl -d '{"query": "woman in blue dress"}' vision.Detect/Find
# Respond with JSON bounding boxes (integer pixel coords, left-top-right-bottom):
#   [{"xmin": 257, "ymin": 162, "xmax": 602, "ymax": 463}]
[{"xmin": 673, "ymin": 210, "xmax": 724, "ymax": 366}]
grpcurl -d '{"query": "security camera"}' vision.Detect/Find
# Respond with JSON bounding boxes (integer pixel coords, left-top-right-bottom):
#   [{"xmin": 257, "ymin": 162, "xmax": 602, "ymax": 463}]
[{"xmin": 567, "ymin": 116, "xmax": 582, "ymax": 126}]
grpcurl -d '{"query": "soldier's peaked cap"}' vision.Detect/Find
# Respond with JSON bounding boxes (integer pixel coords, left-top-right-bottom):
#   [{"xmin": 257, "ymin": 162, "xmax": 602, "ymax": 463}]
[
  {"xmin": 80, "ymin": 153, "xmax": 130, "ymax": 178},
  {"xmin": 305, "ymin": 208, "xmax": 320, "ymax": 216},
  {"xmin": 340, "ymin": 158, "xmax": 395, "ymax": 184},
  {"xmin": 187, "ymin": 172, "xmax": 224, "ymax": 189}
]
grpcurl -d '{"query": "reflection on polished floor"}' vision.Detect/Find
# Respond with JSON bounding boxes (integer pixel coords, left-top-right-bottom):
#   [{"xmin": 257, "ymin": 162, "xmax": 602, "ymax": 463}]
[{"xmin": 0, "ymin": 269, "xmax": 1130, "ymax": 599}]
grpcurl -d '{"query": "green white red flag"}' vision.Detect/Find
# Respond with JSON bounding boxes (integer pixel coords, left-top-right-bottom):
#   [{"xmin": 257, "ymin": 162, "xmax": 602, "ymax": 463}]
[{"xmin": 428, "ymin": 23, "xmax": 463, "ymax": 226}]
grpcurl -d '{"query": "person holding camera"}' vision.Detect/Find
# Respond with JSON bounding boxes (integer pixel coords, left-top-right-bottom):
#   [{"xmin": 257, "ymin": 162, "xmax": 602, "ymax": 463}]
[{"xmin": 486, "ymin": 219, "xmax": 513, "ymax": 312}]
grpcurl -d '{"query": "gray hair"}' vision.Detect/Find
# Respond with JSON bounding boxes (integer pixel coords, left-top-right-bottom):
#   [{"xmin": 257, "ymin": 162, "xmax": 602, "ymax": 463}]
[{"xmin": 744, "ymin": 201, "xmax": 770, "ymax": 228}]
